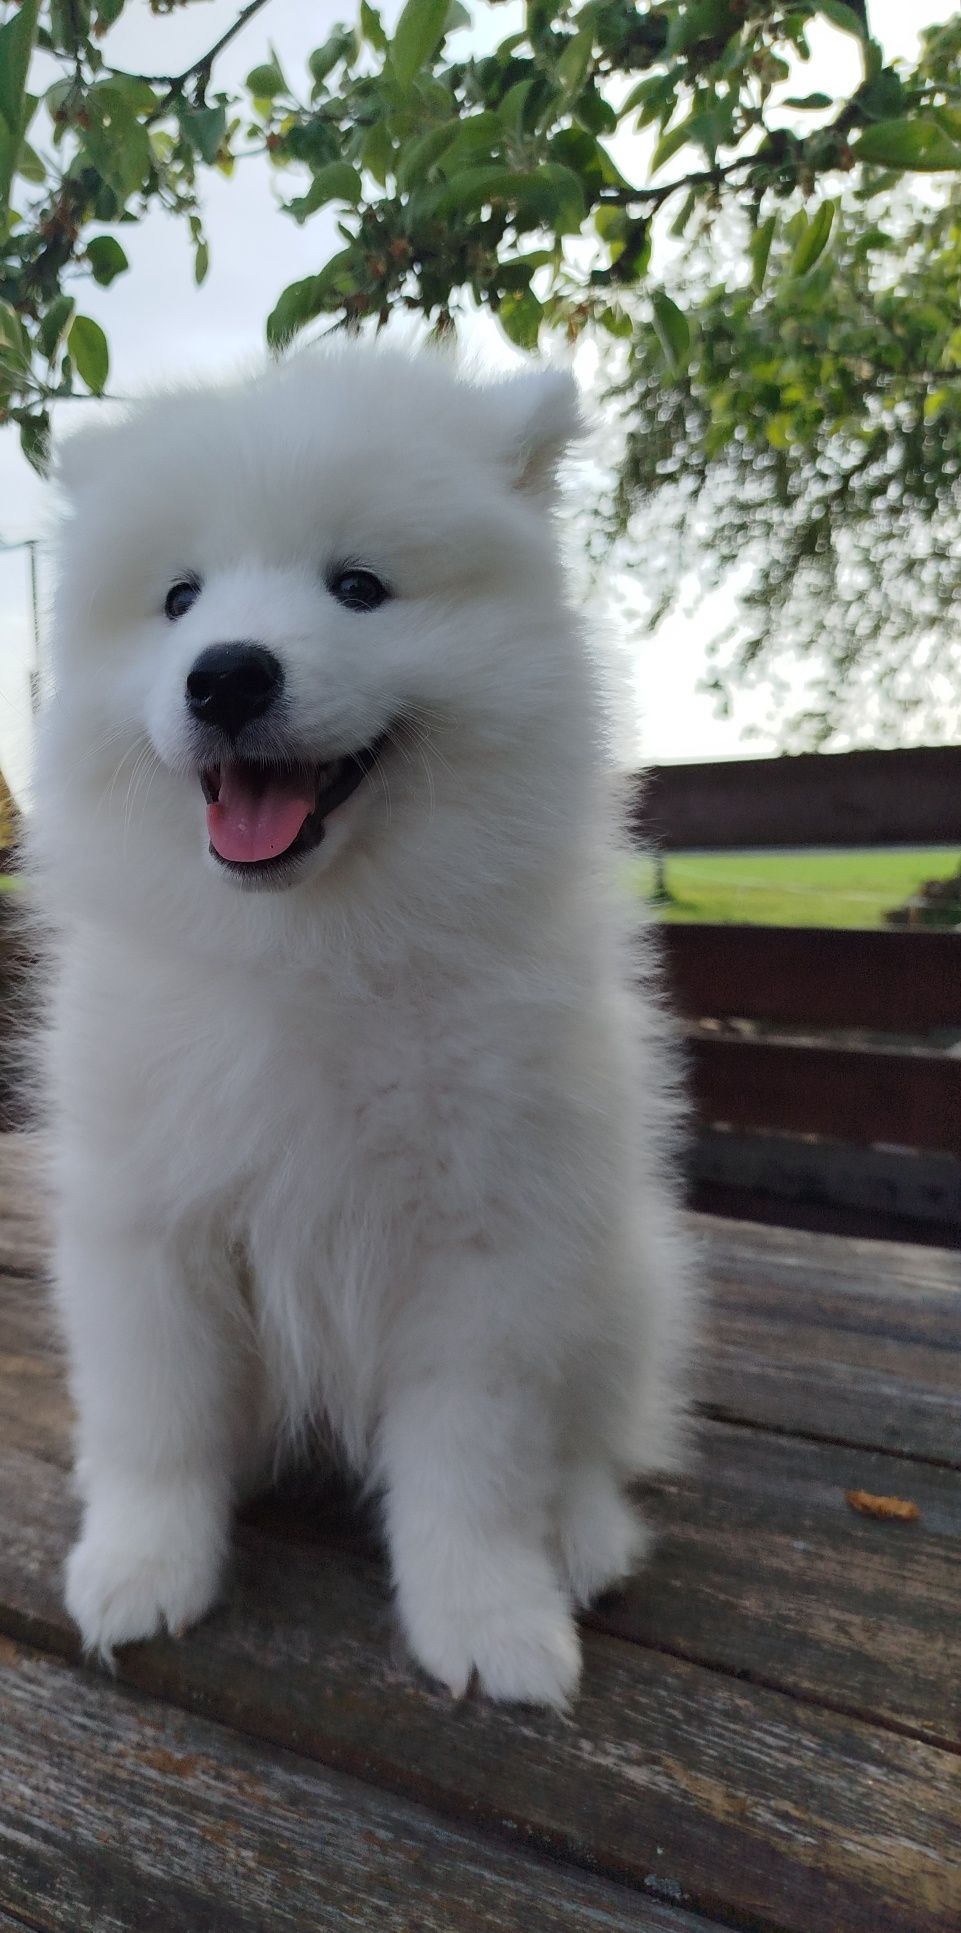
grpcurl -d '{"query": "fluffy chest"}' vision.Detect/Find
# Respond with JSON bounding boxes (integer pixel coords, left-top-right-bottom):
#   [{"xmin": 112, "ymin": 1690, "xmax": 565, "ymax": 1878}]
[{"xmin": 98, "ymin": 959, "xmax": 531, "ymax": 1231}]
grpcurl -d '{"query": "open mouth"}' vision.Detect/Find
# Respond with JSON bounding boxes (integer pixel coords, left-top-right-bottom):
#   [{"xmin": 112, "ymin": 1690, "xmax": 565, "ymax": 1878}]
[{"xmin": 201, "ymin": 739, "xmax": 387, "ymax": 879}]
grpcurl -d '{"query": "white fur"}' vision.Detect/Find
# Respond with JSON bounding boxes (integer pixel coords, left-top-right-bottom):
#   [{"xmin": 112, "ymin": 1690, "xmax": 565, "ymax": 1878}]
[{"xmin": 29, "ymin": 346, "xmax": 698, "ymax": 1706}]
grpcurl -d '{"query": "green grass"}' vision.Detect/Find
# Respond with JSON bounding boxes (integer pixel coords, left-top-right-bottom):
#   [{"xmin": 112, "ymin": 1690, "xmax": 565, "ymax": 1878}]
[{"xmin": 630, "ymin": 849, "xmax": 961, "ymax": 928}]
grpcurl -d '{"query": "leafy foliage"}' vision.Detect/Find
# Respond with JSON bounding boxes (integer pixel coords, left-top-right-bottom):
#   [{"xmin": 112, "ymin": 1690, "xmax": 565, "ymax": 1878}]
[
  {"xmin": 4, "ymin": 0, "xmax": 961, "ymax": 738},
  {"xmin": 606, "ymin": 183, "xmax": 961, "ymax": 746}
]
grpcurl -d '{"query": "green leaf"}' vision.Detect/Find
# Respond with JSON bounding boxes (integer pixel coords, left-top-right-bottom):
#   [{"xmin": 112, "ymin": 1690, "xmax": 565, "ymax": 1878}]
[
  {"xmin": 438, "ymin": 111, "xmax": 503, "ymax": 170},
  {"xmin": 70, "ymin": 314, "xmax": 109, "ymax": 394},
  {"xmin": 666, "ymin": 0, "xmax": 733, "ymax": 54},
  {"xmin": 651, "ymin": 290, "xmax": 690, "ymax": 373},
  {"xmin": 498, "ymin": 289, "xmax": 542, "ymax": 350},
  {"xmin": 396, "ymin": 121, "xmax": 458, "ymax": 190},
  {"xmin": 857, "ymin": 67, "xmax": 904, "ymax": 120},
  {"xmin": 87, "ymin": 234, "xmax": 128, "ymax": 285},
  {"xmin": 428, "ymin": 162, "xmax": 584, "ymax": 234},
  {"xmin": 783, "ymin": 92, "xmax": 832, "ymax": 110},
  {"xmin": 499, "ymin": 78, "xmax": 533, "ymax": 135},
  {"xmin": 287, "ymin": 161, "xmax": 363, "ymax": 221},
  {"xmin": 308, "ymin": 33, "xmax": 351, "ymax": 89},
  {"xmin": 391, "ymin": 0, "xmax": 449, "ymax": 89},
  {"xmin": 595, "ymin": 206, "xmax": 629, "ymax": 243},
  {"xmin": 82, "ymin": 82, "xmax": 151, "ymax": 198},
  {"xmin": 97, "ymin": 73, "xmax": 158, "ymax": 117},
  {"xmin": 854, "ymin": 118, "xmax": 961, "ymax": 170},
  {"xmin": 790, "ymin": 198, "xmax": 836, "ymax": 276},
  {"xmin": 816, "ymin": 0, "xmax": 867, "ymax": 37},
  {"xmin": 266, "ymin": 250, "xmax": 357, "ymax": 348},
  {"xmin": 247, "ymin": 61, "xmax": 286, "ymax": 100},
  {"xmin": 650, "ymin": 122, "xmax": 691, "ymax": 176},
  {"xmin": 19, "ymin": 409, "xmax": 50, "ymax": 476},
  {"xmin": 670, "ymin": 189, "xmax": 697, "ymax": 240},
  {"xmin": 360, "ymin": 3, "xmax": 388, "ymax": 52},
  {"xmin": 749, "ymin": 214, "xmax": 776, "ymax": 290},
  {"xmin": 575, "ymin": 85, "xmax": 617, "ymax": 137},
  {"xmin": 0, "ymin": 0, "xmax": 39, "ymax": 219},
  {"xmin": 599, "ymin": 306, "xmax": 634, "ymax": 340},
  {"xmin": 194, "ymin": 239, "xmax": 209, "ymax": 286},
  {"xmin": 362, "ymin": 117, "xmax": 394, "ymax": 186},
  {"xmin": 557, "ymin": 26, "xmax": 593, "ymax": 97},
  {"xmin": 0, "ymin": 300, "xmax": 29, "ymax": 365},
  {"xmin": 0, "ymin": 0, "xmax": 38, "ymax": 138},
  {"xmin": 17, "ymin": 136, "xmax": 46, "ymax": 183},
  {"xmin": 177, "ymin": 102, "xmax": 227, "ymax": 166},
  {"xmin": 38, "ymin": 292, "xmax": 74, "ymax": 361}
]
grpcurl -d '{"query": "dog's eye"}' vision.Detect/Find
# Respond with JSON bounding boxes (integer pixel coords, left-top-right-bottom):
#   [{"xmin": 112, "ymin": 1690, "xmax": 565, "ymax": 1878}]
[
  {"xmin": 327, "ymin": 566, "xmax": 390, "ymax": 614},
  {"xmin": 165, "ymin": 577, "xmax": 201, "ymax": 621}
]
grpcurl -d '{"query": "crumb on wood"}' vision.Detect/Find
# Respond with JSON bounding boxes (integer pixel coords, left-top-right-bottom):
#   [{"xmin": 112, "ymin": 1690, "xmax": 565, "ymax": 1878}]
[{"xmin": 844, "ymin": 1488, "xmax": 920, "ymax": 1523}]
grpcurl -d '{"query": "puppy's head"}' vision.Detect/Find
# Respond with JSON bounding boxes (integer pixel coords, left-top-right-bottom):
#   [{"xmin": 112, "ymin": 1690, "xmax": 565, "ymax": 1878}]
[{"xmin": 40, "ymin": 348, "xmax": 586, "ymax": 948}]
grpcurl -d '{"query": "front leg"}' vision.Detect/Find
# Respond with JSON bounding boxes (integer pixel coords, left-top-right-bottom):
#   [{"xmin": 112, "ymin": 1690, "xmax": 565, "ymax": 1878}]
[
  {"xmin": 57, "ymin": 1211, "xmax": 247, "ymax": 1660},
  {"xmin": 378, "ymin": 1248, "xmax": 580, "ymax": 1709}
]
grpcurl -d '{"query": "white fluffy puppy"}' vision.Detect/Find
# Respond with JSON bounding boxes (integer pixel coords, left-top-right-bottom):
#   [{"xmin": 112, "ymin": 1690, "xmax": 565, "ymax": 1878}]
[{"xmin": 31, "ymin": 347, "xmax": 696, "ymax": 1706}]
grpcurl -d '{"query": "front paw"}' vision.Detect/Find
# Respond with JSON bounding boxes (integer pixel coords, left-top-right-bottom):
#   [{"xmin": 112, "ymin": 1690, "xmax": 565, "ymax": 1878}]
[
  {"xmin": 397, "ymin": 1539, "xmax": 581, "ymax": 1709},
  {"xmin": 66, "ymin": 1474, "xmax": 227, "ymax": 1661}
]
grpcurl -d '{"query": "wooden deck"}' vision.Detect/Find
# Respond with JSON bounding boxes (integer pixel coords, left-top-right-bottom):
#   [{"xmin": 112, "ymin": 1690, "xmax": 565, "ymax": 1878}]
[{"xmin": 1, "ymin": 1131, "xmax": 959, "ymax": 1932}]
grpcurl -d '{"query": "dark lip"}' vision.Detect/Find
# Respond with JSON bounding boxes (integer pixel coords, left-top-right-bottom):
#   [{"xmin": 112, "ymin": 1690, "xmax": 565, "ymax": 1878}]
[{"xmin": 201, "ymin": 734, "xmax": 389, "ymax": 882}]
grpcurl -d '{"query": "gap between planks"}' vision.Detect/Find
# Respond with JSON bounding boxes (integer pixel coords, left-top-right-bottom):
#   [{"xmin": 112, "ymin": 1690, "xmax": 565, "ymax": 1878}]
[{"xmin": 1, "ymin": 1448, "xmax": 959, "ymax": 1933}]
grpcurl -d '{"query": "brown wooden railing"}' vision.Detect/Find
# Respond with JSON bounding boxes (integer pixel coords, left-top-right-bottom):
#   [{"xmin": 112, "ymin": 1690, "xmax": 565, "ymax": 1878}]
[{"xmin": 639, "ymin": 746, "xmax": 961, "ymax": 1240}]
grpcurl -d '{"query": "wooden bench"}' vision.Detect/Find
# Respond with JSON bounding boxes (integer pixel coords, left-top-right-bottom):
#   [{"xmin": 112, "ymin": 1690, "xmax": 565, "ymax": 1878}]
[{"xmin": 1, "ymin": 1133, "xmax": 960, "ymax": 1931}]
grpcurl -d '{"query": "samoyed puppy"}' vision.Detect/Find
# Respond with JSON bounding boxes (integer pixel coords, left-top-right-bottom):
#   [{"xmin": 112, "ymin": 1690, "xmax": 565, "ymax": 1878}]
[{"xmin": 30, "ymin": 346, "xmax": 696, "ymax": 1706}]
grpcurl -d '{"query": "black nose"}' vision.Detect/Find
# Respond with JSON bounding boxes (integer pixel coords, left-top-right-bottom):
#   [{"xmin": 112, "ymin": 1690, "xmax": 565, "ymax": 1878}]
[{"xmin": 185, "ymin": 643, "xmax": 284, "ymax": 739}]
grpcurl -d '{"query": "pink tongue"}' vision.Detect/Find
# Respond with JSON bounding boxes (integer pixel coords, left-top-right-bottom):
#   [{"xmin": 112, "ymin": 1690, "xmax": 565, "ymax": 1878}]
[{"xmin": 207, "ymin": 767, "xmax": 315, "ymax": 864}]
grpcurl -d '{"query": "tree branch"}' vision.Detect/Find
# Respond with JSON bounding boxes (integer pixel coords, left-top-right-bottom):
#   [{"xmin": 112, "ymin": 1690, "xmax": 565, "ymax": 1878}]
[
  {"xmin": 598, "ymin": 155, "xmax": 763, "ymax": 215},
  {"xmin": 106, "ymin": 0, "xmax": 274, "ymax": 101}
]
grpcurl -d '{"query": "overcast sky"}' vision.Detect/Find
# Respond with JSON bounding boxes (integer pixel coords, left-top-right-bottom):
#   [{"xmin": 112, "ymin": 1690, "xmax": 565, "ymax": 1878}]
[{"xmin": 0, "ymin": 0, "xmax": 953, "ymax": 797}]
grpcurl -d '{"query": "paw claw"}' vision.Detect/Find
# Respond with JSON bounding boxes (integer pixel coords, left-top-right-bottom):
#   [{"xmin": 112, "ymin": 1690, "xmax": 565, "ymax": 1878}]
[
  {"xmin": 396, "ymin": 1541, "xmax": 581, "ymax": 1709},
  {"xmin": 65, "ymin": 1476, "xmax": 226, "ymax": 1656}
]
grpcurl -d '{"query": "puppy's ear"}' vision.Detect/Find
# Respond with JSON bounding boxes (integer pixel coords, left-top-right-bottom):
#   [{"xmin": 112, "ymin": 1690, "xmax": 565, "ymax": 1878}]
[
  {"xmin": 54, "ymin": 418, "xmax": 124, "ymax": 500},
  {"xmin": 486, "ymin": 367, "xmax": 584, "ymax": 500}
]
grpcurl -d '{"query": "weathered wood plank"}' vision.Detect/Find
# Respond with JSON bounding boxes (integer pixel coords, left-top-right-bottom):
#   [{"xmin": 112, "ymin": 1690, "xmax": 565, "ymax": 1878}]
[
  {"xmin": 0, "ymin": 1134, "xmax": 48, "ymax": 1277},
  {"xmin": 689, "ymin": 1035, "xmax": 961, "ymax": 1154},
  {"xmin": 695, "ymin": 1215, "xmax": 961, "ymax": 1464},
  {"xmin": 636, "ymin": 745, "xmax": 961, "ymax": 851},
  {"xmin": 3, "ymin": 1274, "xmax": 960, "ymax": 1750},
  {"xmin": 0, "ymin": 1445, "xmax": 958, "ymax": 1933},
  {"xmin": 248, "ymin": 1425, "xmax": 961, "ymax": 1751},
  {"xmin": 4, "ymin": 1204, "xmax": 960, "ymax": 1472},
  {"xmin": 691, "ymin": 1132, "xmax": 961, "ymax": 1240},
  {"xmin": 609, "ymin": 1419, "xmax": 961, "ymax": 1747},
  {"xmin": 665, "ymin": 924, "xmax": 961, "ymax": 1032},
  {"xmin": 0, "ymin": 1273, "xmax": 67, "ymax": 1467},
  {"xmin": 1, "ymin": 1634, "xmax": 717, "ymax": 1933}
]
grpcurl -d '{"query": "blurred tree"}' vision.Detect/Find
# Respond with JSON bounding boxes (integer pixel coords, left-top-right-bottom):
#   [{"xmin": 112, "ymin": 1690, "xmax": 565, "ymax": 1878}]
[{"xmin": 3, "ymin": 0, "xmax": 961, "ymax": 741}]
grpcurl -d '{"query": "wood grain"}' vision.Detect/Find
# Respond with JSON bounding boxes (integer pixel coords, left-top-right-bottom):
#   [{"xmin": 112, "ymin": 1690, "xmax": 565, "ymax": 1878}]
[
  {"xmin": 607, "ymin": 1420, "xmax": 961, "ymax": 1747},
  {"xmin": 0, "ymin": 1634, "xmax": 713, "ymax": 1933},
  {"xmin": 636, "ymin": 745, "xmax": 961, "ymax": 850},
  {"xmin": 695, "ymin": 1215, "xmax": 961, "ymax": 1463},
  {"xmin": 3, "ymin": 1205, "xmax": 960, "ymax": 1474},
  {"xmin": 689, "ymin": 1035, "xmax": 961, "ymax": 1154},
  {"xmin": 0, "ymin": 1445, "xmax": 959, "ymax": 1933},
  {"xmin": 3, "ymin": 1271, "xmax": 961, "ymax": 1751},
  {"xmin": 664, "ymin": 925, "xmax": 961, "ymax": 1032},
  {"xmin": 0, "ymin": 1134, "xmax": 48, "ymax": 1278},
  {"xmin": 243, "ymin": 1424, "xmax": 961, "ymax": 1752}
]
